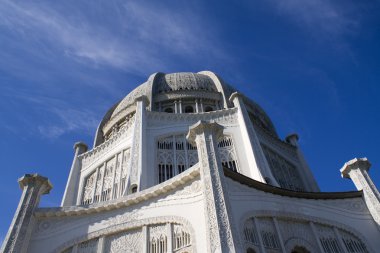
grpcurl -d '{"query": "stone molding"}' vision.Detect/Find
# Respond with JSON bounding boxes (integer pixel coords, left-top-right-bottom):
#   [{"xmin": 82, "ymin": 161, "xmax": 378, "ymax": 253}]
[
  {"xmin": 35, "ymin": 165, "xmax": 200, "ymax": 218},
  {"xmin": 146, "ymin": 107, "xmax": 238, "ymax": 127},
  {"xmin": 102, "ymin": 105, "xmax": 136, "ymax": 135},
  {"xmin": 53, "ymin": 216, "xmax": 197, "ymax": 253},
  {"xmin": 153, "ymin": 90, "xmax": 221, "ymax": 103},
  {"xmin": 224, "ymin": 168, "xmax": 362, "ymax": 199}
]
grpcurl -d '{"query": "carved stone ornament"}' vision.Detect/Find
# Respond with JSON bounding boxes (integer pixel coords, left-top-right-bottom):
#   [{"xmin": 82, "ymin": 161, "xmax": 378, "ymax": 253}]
[{"xmin": 1, "ymin": 174, "xmax": 52, "ymax": 253}]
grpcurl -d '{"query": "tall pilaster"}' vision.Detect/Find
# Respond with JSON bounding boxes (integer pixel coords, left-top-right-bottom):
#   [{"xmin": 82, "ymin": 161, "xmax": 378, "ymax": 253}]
[
  {"xmin": 229, "ymin": 92, "xmax": 278, "ymax": 186},
  {"xmin": 125, "ymin": 95, "xmax": 148, "ymax": 193},
  {"xmin": 1, "ymin": 174, "xmax": 52, "ymax": 253},
  {"xmin": 341, "ymin": 158, "xmax": 380, "ymax": 226},
  {"xmin": 187, "ymin": 121, "xmax": 241, "ymax": 253},
  {"xmin": 285, "ymin": 134, "xmax": 320, "ymax": 192},
  {"xmin": 62, "ymin": 142, "xmax": 88, "ymax": 206}
]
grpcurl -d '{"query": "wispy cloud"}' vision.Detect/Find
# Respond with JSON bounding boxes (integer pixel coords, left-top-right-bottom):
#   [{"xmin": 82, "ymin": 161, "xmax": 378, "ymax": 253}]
[
  {"xmin": 0, "ymin": 0, "xmax": 230, "ymax": 139},
  {"xmin": 268, "ymin": 0, "xmax": 359, "ymax": 37},
  {"xmin": 0, "ymin": 0, "xmax": 227, "ymax": 74}
]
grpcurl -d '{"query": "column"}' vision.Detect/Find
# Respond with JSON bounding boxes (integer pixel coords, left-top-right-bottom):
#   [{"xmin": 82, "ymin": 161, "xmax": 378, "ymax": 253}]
[
  {"xmin": 273, "ymin": 218, "xmax": 286, "ymax": 253},
  {"xmin": 173, "ymin": 136, "xmax": 177, "ymax": 176},
  {"xmin": 166, "ymin": 223, "xmax": 173, "ymax": 253},
  {"xmin": 62, "ymin": 142, "xmax": 88, "ymax": 206},
  {"xmin": 309, "ymin": 222, "xmax": 324, "ymax": 253},
  {"xmin": 333, "ymin": 227, "xmax": 348, "ymax": 253},
  {"xmin": 253, "ymin": 217, "xmax": 266, "ymax": 253},
  {"xmin": 229, "ymin": 92, "xmax": 278, "ymax": 186},
  {"xmin": 174, "ymin": 100, "xmax": 178, "ymax": 113},
  {"xmin": 187, "ymin": 121, "xmax": 241, "ymax": 253},
  {"xmin": 142, "ymin": 226, "xmax": 148, "ymax": 253},
  {"xmin": 195, "ymin": 99, "xmax": 199, "ymax": 113},
  {"xmin": 286, "ymin": 134, "xmax": 320, "ymax": 192},
  {"xmin": 96, "ymin": 236, "xmax": 105, "ymax": 253},
  {"xmin": 179, "ymin": 99, "xmax": 182, "ymax": 114},
  {"xmin": 341, "ymin": 158, "xmax": 380, "ymax": 226},
  {"xmin": 111, "ymin": 154, "xmax": 118, "ymax": 199},
  {"xmin": 1, "ymin": 174, "xmax": 52, "ymax": 253},
  {"xmin": 91, "ymin": 168, "xmax": 100, "ymax": 203},
  {"xmin": 126, "ymin": 96, "xmax": 148, "ymax": 194}
]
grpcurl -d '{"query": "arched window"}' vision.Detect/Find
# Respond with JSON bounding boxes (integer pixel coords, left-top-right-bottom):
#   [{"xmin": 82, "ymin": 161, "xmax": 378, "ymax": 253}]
[
  {"xmin": 164, "ymin": 107, "xmax": 173, "ymax": 113},
  {"xmin": 157, "ymin": 135, "xmax": 198, "ymax": 183},
  {"xmin": 184, "ymin": 105, "xmax": 194, "ymax": 113},
  {"xmin": 130, "ymin": 184, "xmax": 138, "ymax": 193},
  {"xmin": 173, "ymin": 225, "xmax": 191, "ymax": 250},
  {"xmin": 218, "ymin": 136, "xmax": 239, "ymax": 172},
  {"xmin": 246, "ymin": 248, "xmax": 256, "ymax": 253},
  {"xmin": 204, "ymin": 106, "xmax": 213, "ymax": 112},
  {"xmin": 291, "ymin": 246, "xmax": 310, "ymax": 253}
]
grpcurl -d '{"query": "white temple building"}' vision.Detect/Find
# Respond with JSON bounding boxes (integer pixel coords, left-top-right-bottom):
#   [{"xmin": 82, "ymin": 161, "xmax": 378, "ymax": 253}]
[{"xmin": 2, "ymin": 71, "xmax": 380, "ymax": 253}]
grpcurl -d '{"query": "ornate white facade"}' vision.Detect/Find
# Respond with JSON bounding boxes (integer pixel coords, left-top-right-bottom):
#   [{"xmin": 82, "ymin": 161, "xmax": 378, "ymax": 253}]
[{"xmin": 2, "ymin": 71, "xmax": 380, "ymax": 253}]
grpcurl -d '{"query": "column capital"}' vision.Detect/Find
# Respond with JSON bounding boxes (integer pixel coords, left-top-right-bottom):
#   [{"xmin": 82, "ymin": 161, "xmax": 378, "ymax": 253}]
[
  {"xmin": 228, "ymin": 91, "xmax": 243, "ymax": 103},
  {"xmin": 340, "ymin": 157, "xmax": 371, "ymax": 179},
  {"xmin": 134, "ymin": 95, "xmax": 149, "ymax": 105},
  {"xmin": 285, "ymin": 133, "xmax": 299, "ymax": 146},
  {"xmin": 186, "ymin": 120, "xmax": 224, "ymax": 145},
  {"xmin": 18, "ymin": 174, "xmax": 53, "ymax": 194},
  {"xmin": 73, "ymin": 141, "xmax": 88, "ymax": 153}
]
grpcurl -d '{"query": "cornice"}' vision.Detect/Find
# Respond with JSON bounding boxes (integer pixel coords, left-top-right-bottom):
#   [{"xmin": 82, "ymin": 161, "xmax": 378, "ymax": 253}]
[
  {"xmin": 35, "ymin": 165, "xmax": 200, "ymax": 218},
  {"xmin": 153, "ymin": 90, "xmax": 221, "ymax": 102},
  {"xmin": 146, "ymin": 107, "xmax": 238, "ymax": 127},
  {"xmin": 224, "ymin": 168, "xmax": 362, "ymax": 200}
]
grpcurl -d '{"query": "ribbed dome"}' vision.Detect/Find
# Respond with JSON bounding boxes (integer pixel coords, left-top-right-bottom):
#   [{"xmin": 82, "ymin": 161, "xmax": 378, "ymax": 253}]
[{"xmin": 153, "ymin": 72, "xmax": 217, "ymax": 93}]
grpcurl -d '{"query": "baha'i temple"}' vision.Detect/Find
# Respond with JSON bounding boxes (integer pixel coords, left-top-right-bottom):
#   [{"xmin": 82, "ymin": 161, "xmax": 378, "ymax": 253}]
[{"xmin": 2, "ymin": 71, "xmax": 380, "ymax": 253}]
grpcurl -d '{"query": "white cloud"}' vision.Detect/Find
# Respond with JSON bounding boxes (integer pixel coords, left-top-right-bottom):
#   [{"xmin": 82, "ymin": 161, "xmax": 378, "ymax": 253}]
[{"xmin": 0, "ymin": 0, "xmax": 228, "ymax": 74}]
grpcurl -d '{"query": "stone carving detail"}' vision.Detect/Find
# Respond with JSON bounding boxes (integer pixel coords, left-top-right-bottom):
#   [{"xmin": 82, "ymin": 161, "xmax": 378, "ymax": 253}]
[
  {"xmin": 128, "ymin": 105, "xmax": 141, "ymax": 186},
  {"xmin": 1, "ymin": 174, "xmax": 52, "ymax": 253},
  {"xmin": 173, "ymin": 224, "xmax": 191, "ymax": 251},
  {"xmin": 242, "ymin": 215, "xmax": 370, "ymax": 253},
  {"xmin": 82, "ymin": 172, "xmax": 96, "ymax": 205},
  {"xmin": 149, "ymin": 224, "xmax": 167, "ymax": 253},
  {"xmin": 198, "ymin": 133, "xmax": 236, "ymax": 252},
  {"xmin": 256, "ymin": 218, "xmax": 281, "ymax": 250},
  {"xmin": 111, "ymin": 82, "xmax": 150, "ymax": 118},
  {"xmin": 77, "ymin": 238, "xmax": 99, "ymax": 253},
  {"xmin": 147, "ymin": 107, "xmax": 238, "ymax": 127},
  {"xmin": 80, "ymin": 113, "xmax": 135, "ymax": 169},
  {"xmin": 278, "ymin": 219, "xmax": 317, "ymax": 252},
  {"xmin": 154, "ymin": 72, "xmax": 217, "ymax": 93},
  {"xmin": 262, "ymin": 145, "xmax": 305, "ymax": 191},
  {"xmin": 81, "ymin": 148, "xmax": 131, "ymax": 205},
  {"xmin": 105, "ymin": 228, "xmax": 142, "ymax": 253},
  {"xmin": 157, "ymin": 134, "xmax": 198, "ymax": 183},
  {"xmin": 255, "ymin": 126, "xmax": 298, "ymax": 162},
  {"xmin": 218, "ymin": 135, "xmax": 239, "ymax": 172}
]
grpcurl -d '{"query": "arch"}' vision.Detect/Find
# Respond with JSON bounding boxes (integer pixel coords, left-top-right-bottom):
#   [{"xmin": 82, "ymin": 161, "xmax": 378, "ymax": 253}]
[
  {"xmin": 204, "ymin": 106, "xmax": 213, "ymax": 112},
  {"xmin": 246, "ymin": 248, "xmax": 256, "ymax": 253},
  {"xmin": 130, "ymin": 184, "xmax": 138, "ymax": 194},
  {"xmin": 239, "ymin": 211, "xmax": 373, "ymax": 253},
  {"xmin": 184, "ymin": 105, "xmax": 194, "ymax": 113},
  {"xmin": 164, "ymin": 107, "xmax": 173, "ymax": 113},
  {"xmin": 53, "ymin": 216, "xmax": 197, "ymax": 253},
  {"xmin": 292, "ymin": 245, "xmax": 310, "ymax": 253}
]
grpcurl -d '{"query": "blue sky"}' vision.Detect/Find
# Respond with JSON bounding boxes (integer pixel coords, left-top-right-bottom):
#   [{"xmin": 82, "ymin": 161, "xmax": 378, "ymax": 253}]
[{"xmin": 1, "ymin": 0, "xmax": 380, "ymax": 242}]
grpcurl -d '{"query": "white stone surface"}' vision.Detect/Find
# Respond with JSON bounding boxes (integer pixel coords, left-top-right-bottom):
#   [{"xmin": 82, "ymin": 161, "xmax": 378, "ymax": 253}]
[{"xmin": 2, "ymin": 71, "xmax": 380, "ymax": 253}]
